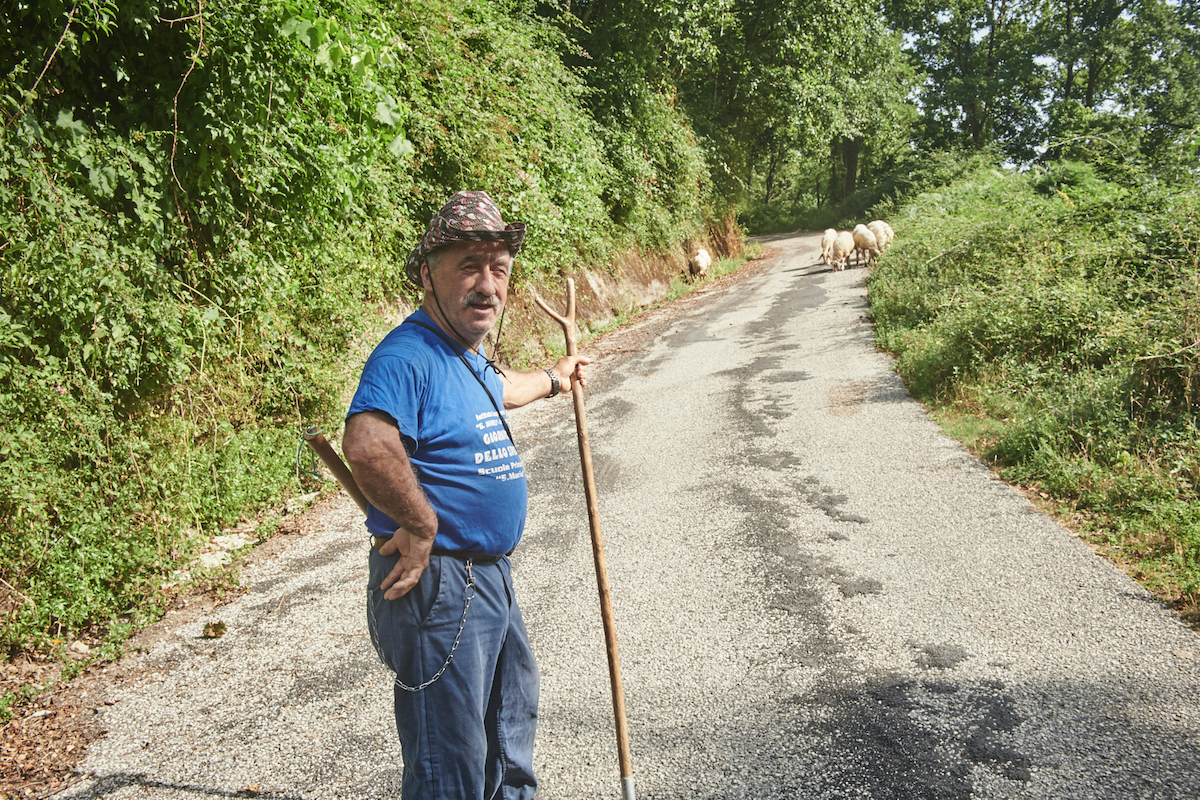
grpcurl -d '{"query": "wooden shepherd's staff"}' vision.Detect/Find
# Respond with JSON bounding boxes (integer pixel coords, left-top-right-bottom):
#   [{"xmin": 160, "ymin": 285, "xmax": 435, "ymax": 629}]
[
  {"xmin": 535, "ymin": 278, "xmax": 636, "ymax": 800},
  {"xmin": 301, "ymin": 426, "xmax": 369, "ymax": 515}
]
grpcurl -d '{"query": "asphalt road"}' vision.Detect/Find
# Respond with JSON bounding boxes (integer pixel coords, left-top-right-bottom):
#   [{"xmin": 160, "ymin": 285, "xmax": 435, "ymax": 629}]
[{"xmin": 59, "ymin": 233, "xmax": 1200, "ymax": 799}]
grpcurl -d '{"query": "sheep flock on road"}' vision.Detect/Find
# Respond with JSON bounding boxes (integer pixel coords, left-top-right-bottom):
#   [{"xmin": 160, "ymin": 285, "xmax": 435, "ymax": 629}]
[{"xmin": 821, "ymin": 220, "xmax": 894, "ymax": 271}]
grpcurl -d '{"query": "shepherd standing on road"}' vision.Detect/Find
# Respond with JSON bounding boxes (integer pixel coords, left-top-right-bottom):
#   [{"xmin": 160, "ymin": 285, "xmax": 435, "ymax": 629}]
[{"xmin": 342, "ymin": 191, "xmax": 589, "ymax": 799}]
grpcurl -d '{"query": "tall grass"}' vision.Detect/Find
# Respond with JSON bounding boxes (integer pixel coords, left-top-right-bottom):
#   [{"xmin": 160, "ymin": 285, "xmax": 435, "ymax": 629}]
[{"xmin": 867, "ymin": 158, "xmax": 1200, "ymax": 621}]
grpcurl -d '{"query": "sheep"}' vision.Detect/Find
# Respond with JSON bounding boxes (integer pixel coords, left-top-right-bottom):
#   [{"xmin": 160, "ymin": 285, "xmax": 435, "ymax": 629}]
[
  {"xmin": 867, "ymin": 221, "xmax": 890, "ymax": 253},
  {"xmin": 852, "ymin": 224, "xmax": 880, "ymax": 266},
  {"xmin": 830, "ymin": 231, "xmax": 855, "ymax": 271},
  {"xmin": 820, "ymin": 228, "xmax": 837, "ymax": 265},
  {"xmin": 867, "ymin": 220, "xmax": 894, "ymax": 251},
  {"xmin": 689, "ymin": 247, "xmax": 712, "ymax": 278}
]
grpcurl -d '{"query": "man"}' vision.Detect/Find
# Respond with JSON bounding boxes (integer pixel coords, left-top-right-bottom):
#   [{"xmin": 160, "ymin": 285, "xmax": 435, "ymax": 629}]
[{"xmin": 342, "ymin": 191, "xmax": 589, "ymax": 800}]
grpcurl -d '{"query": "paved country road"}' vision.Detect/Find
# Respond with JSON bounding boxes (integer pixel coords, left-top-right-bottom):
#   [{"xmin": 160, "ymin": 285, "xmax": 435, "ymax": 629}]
[{"xmin": 59, "ymin": 233, "xmax": 1200, "ymax": 800}]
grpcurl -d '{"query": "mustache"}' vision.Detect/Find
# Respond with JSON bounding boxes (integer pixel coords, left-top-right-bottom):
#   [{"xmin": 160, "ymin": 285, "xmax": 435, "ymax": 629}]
[{"xmin": 462, "ymin": 292, "xmax": 500, "ymax": 309}]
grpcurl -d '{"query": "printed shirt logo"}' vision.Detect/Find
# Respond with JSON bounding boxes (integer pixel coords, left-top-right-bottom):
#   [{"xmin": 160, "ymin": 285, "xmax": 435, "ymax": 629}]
[{"xmin": 473, "ymin": 411, "xmax": 525, "ymax": 483}]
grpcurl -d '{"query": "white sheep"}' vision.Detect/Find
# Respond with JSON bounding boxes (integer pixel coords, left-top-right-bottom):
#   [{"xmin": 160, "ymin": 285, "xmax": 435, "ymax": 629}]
[
  {"xmin": 868, "ymin": 220, "xmax": 894, "ymax": 251},
  {"xmin": 852, "ymin": 224, "xmax": 880, "ymax": 266},
  {"xmin": 820, "ymin": 228, "xmax": 837, "ymax": 265},
  {"xmin": 830, "ymin": 231, "xmax": 855, "ymax": 271},
  {"xmin": 867, "ymin": 221, "xmax": 889, "ymax": 252},
  {"xmin": 689, "ymin": 247, "xmax": 712, "ymax": 278}
]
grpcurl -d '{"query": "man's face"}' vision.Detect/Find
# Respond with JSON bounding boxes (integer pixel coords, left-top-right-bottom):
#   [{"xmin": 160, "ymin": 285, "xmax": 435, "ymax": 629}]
[{"xmin": 421, "ymin": 239, "xmax": 512, "ymax": 347}]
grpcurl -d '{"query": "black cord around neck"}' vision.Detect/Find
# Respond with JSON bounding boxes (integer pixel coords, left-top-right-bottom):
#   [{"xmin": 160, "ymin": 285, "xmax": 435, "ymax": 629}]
[{"xmin": 405, "ymin": 318, "xmax": 517, "ymax": 450}]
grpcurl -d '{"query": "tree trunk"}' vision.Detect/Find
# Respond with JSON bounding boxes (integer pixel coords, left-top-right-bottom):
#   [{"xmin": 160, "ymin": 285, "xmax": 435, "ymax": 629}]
[
  {"xmin": 955, "ymin": 36, "xmax": 988, "ymax": 149},
  {"xmin": 829, "ymin": 140, "xmax": 842, "ymax": 201},
  {"xmin": 1084, "ymin": 52, "xmax": 1114, "ymax": 109},
  {"xmin": 829, "ymin": 137, "xmax": 861, "ymax": 201},
  {"xmin": 1084, "ymin": 57, "xmax": 1098, "ymax": 108},
  {"xmin": 976, "ymin": 0, "xmax": 1008, "ymax": 148},
  {"xmin": 1062, "ymin": 0, "xmax": 1076, "ymax": 100},
  {"xmin": 579, "ymin": 0, "xmax": 597, "ymax": 25},
  {"xmin": 969, "ymin": 98, "xmax": 988, "ymax": 148},
  {"xmin": 841, "ymin": 136, "xmax": 861, "ymax": 199},
  {"xmin": 763, "ymin": 145, "xmax": 782, "ymax": 206}
]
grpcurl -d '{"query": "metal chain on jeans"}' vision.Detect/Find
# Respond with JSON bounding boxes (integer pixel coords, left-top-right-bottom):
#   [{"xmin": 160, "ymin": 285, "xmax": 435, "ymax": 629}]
[{"xmin": 369, "ymin": 560, "xmax": 477, "ymax": 693}]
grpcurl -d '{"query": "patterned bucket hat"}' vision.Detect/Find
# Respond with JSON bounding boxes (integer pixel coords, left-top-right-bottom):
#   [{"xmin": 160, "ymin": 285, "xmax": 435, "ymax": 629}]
[{"xmin": 405, "ymin": 191, "xmax": 526, "ymax": 285}]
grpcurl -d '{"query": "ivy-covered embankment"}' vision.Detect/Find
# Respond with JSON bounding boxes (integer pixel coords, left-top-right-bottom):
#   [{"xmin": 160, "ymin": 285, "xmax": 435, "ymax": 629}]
[{"xmin": 0, "ymin": 0, "xmax": 718, "ymax": 659}]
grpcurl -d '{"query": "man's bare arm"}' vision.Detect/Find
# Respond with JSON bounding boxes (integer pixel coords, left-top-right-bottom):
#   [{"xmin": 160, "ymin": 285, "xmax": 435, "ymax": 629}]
[
  {"xmin": 500, "ymin": 354, "xmax": 590, "ymax": 409},
  {"xmin": 343, "ymin": 410, "xmax": 438, "ymax": 599}
]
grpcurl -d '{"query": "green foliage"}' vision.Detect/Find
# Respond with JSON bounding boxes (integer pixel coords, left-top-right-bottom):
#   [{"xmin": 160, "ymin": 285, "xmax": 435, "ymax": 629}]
[
  {"xmin": 730, "ymin": 0, "xmax": 1197, "ymax": 230},
  {"xmin": 0, "ymin": 0, "xmax": 717, "ymax": 656},
  {"xmin": 773, "ymin": 147, "xmax": 990, "ymax": 233},
  {"xmin": 887, "ymin": 0, "xmax": 1045, "ymax": 158},
  {"xmin": 887, "ymin": 0, "xmax": 1200, "ymax": 164},
  {"xmin": 9, "ymin": 0, "xmax": 1190, "ymax": 660},
  {"xmin": 588, "ymin": 87, "xmax": 712, "ymax": 249},
  {"xmin": 562, "ymin": 0, "xmax": 919, "ymax": 233},
  {"xmin": 867, "ymin": 154, "xmax": 1200, "ymax": 612},
  {"xmin": 662, "ymin": 252, "xmax": 746, "ymax": 302},
  {"xmin": 0, "ymin": 681, "xmax": 40, "ymax": 724},
  {"xmin": 698, "ymin": 0, "xmax": 917, "ymax": 215},
  {"xmin": 541, "ymin": 2, "xmax": 717, "ymax": 245}
]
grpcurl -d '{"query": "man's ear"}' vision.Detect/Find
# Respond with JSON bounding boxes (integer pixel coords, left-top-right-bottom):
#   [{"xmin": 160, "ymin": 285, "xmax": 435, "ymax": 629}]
[{"xmin": 420, "ymin": 259, "xmax": 433, "ymax": 292}]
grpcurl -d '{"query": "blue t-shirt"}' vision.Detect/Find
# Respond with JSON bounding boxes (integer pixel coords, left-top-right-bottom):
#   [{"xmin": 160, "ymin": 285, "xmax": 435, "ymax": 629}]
[{"xmin": 346, "ymin": 309, "xmax": 527, "ymax": 554}]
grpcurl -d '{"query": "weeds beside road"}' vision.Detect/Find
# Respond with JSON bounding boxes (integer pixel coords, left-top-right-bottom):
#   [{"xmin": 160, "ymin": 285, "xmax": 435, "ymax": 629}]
[{"xmin": 867, "ymin": 159, "xmax": 1200, "ymax": 623}]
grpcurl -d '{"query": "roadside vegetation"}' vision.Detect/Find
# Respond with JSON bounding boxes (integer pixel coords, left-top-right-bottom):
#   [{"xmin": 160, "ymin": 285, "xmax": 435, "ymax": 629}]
[
  {"xmin": 866, "ymin": 150, "xmax": 1200, "ymax": 621},
  {"xmin": 0, "ymin": 0, "xmax": 714, "ymax": 668}
]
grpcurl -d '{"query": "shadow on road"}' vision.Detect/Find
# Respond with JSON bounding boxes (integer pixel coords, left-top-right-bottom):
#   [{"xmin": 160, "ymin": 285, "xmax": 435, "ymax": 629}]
[{"xmin": 61, "ymin": 773, "xmax": 306, "ymax": 799}]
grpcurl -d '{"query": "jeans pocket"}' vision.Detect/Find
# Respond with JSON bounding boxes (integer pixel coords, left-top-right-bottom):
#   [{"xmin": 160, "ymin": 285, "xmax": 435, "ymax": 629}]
[{"xmin": 366, "ymin": 552, "xmax": 444, "ymax": 676}]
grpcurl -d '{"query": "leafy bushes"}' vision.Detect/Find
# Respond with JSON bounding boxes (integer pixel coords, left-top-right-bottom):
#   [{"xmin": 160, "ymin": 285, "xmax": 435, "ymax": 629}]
[
  {"xmin": 591, "ymin": 86, "xmax": 712, "ymax": 250},
  {"xmin": 867, "ymin": 156, "xmax": 1200, "ymax": 614},
  {"xmin": 0, "ymin": 0, "xmax": 718, "ymax": 654}
]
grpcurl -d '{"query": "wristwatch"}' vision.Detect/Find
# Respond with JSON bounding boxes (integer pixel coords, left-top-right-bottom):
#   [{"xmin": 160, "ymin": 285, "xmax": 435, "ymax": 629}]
[{"xmin": 544, "ymin": 368, "xmax": 561, "ymax": 398}]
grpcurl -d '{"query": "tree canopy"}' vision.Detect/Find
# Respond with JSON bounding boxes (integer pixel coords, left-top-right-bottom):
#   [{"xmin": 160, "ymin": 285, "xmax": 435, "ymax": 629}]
[{"xmin": 885, "ymin": 0, "xmax": 1200, "ymax": 163}]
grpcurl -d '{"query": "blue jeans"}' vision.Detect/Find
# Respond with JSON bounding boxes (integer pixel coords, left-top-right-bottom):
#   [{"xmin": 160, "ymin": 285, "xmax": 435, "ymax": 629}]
[{"xmin": 368, "ymin": 550, "xmax": 539, "ymax": 800}]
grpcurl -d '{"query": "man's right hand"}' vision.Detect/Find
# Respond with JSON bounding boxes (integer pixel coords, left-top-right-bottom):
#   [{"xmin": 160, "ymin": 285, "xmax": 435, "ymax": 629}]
[
  {"xmin": 344, "ymin": 410, "xmax": 440, "ymax": 598},
  {"xmin": 378, "ymin": 528, "xmax": 436, "ymax": 600}
]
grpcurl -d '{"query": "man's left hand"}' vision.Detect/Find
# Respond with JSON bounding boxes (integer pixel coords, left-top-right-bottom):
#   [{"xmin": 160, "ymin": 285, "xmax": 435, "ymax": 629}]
[{"xmin": 553, "ymin": 354, "xmax": 590, "ymax": 390}]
